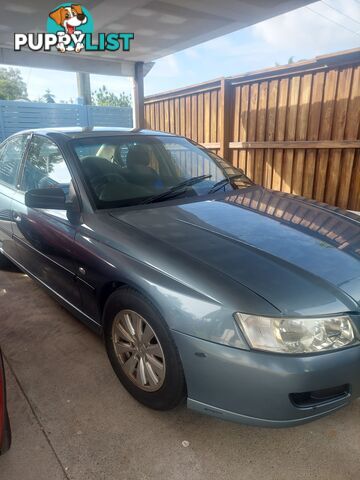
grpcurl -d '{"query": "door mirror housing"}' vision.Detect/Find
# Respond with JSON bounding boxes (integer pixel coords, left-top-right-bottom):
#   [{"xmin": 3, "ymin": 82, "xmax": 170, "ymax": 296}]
[{"xmin": 25, "ymin": 187, "xmax": 66, "ymax": 210}]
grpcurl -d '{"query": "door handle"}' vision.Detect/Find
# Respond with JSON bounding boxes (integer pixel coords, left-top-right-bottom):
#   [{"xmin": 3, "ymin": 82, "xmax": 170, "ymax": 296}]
[{"xmin": 13, "ymin": 213, "xmax": 21, "ymax": 222}]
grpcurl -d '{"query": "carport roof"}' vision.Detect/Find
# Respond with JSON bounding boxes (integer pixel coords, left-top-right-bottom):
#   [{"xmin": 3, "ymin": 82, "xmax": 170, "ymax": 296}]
[{"xmin": 0, "ymin": 0, "xmax": 313, "ymax": 76}]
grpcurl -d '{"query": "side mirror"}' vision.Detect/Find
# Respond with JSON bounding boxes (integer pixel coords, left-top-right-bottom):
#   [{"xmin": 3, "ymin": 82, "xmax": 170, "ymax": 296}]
[{"xmin": 25, "ymin": 187, "xmax": 66, "ymax": 210}]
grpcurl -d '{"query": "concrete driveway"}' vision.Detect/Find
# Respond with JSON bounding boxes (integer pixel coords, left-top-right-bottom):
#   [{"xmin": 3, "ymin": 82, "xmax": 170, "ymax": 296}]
[{"xmin": 0, "ymin": 267, "xmax": 359, "ymax": 480}]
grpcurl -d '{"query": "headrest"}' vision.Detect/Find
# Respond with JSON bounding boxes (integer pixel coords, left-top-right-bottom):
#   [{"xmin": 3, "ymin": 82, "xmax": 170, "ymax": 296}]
[{"xmin": 126, "ymin": 145, "xmax": 151, "ymax": 169}]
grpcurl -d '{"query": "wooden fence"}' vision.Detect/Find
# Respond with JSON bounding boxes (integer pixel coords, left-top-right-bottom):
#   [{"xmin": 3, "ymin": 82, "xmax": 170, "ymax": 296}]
[{"xmin": 144, "ymin": 49, "xmax": 360, "ymax": 210}]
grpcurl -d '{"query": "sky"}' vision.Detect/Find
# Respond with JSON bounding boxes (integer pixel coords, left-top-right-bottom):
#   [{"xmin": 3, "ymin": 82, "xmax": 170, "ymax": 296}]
[{"xmin": 8, "ymin": 0, "xmax": 360, "ymax": 102}]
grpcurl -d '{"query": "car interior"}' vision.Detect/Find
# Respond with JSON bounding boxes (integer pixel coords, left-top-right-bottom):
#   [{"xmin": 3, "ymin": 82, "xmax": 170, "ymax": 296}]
[
  {"xmin": 81, "ymin": 145, "xmax": 164, "ymax": 201},
  {"xmin": 77, "ymin": 140, "xmax": 212, "ymax": 204}
]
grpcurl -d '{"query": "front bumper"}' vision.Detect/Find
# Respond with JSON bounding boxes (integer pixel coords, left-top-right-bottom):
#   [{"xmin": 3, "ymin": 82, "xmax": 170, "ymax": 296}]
[{"xmin": 172, "ymin": 330, "xmax": 360, "ymax": 427}]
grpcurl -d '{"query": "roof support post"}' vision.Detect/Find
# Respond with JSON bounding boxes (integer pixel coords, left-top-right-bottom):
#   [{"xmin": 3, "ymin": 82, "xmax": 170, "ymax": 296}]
[
  {"xmin": 76, "ymin": 72, "xmax": 92, "ymax": 105},
  {"xmin": 132, "ymin": 61, "xmax": 145, "ymax": 129}
]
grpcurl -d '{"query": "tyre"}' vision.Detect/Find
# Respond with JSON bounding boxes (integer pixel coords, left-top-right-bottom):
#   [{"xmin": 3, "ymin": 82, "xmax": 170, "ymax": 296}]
[
  {"xmin": 104, "ymin": 288, "xmax": 186, "ymax": 410},
  {"xmin": 0, "ymin": 252, "xmax": 13, "ymax": 270},
  {"xmin": 1, "ymin": 412, "xmax": 11, "ymax": 454}
]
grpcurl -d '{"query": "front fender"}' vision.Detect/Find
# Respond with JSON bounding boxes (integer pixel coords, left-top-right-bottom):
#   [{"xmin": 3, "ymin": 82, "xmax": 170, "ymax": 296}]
[{"xmin": 75, "ymin": 232, "xmax": 277, "ymax": 348}]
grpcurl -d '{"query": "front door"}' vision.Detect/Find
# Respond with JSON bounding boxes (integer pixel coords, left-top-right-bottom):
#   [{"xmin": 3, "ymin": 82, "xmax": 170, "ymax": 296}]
[
  {"xmin": 12, "ymin": 134, "xmax": 82, "ymax": 309},
  {"xmin": 0, "ymin": 134, "xmax": 30, "ymax": 261}
]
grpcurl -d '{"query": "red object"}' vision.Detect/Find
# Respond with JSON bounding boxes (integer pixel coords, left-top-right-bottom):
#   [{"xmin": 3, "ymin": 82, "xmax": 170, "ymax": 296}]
[
  {"xmin": 0, "ymin": 350, "xmax": 10, "ymax": 454},
  {"xmin": 0, "ymin": 359, "xmax": 4, "ymax": 448}
]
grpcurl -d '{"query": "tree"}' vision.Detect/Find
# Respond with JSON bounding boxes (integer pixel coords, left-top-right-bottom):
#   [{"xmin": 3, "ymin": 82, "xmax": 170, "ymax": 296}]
[
  {"xmin": 39, "ymin": 89, "xmax": 56, "ymax": 103},
  {"xmin": 0, "ymin": 67, "xmax": 28, "ymax": 100},
  {"xmin": 92, "ymin": 85, "xmax": 131, "ymax": 107},
  {"xmin": 275, "ymin": 56, "xmax": 306, "ymax": 67}
]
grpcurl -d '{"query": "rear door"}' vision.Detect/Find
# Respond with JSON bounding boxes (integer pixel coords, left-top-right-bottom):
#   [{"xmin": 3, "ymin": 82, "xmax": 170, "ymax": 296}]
[
  {"xmin": 11, "ymin": 134, "xmax": 82, "ymax": 308},
  {"xmin": 0, "ymin": 134, "xmax": 30, "ymax": 261}
]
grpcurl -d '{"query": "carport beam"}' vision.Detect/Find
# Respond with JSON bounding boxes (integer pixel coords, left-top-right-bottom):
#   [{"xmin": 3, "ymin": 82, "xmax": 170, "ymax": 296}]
[{"xmin": 132, "ymin": 62, "xmax": 145, "ymax": 129}]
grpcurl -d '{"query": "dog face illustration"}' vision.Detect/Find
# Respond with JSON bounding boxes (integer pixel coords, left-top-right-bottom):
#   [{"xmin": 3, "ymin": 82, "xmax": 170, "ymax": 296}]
[{"xmin": 49, "ymin": 4, "xmax": 87, "ymax": 34}]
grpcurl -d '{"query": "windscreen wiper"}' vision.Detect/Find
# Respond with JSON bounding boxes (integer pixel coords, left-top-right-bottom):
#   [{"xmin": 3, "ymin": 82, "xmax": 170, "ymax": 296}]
[
  {"xmin": 143, "ymin": 174, "xmax": 212, "ymax": 204},
  {"xmin": 207, "ymin": 173, "xmax": 253, "ymax": 194}
]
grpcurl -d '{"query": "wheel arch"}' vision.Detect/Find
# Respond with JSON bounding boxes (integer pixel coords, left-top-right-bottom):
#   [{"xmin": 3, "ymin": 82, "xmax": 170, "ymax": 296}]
[
  {"xmin": 99, "ymin": 280, "xmax": 167, "ymax": 332},
  {"xmin": 99, "ymin": 280, "xmax": 128, "ymax": 321}
]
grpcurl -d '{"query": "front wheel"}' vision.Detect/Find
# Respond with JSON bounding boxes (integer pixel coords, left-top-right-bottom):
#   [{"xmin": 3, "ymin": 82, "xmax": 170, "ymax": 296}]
[
  {"xmin": 0, "ymin": 252, "xmax": 13, "ymax": 270},
  {"xmin": 104, "ymin": 289, "xmax": 186, "ymax": 410}
]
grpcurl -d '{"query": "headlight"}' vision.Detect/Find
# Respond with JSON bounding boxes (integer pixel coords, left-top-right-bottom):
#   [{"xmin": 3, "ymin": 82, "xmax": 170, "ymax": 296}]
[{"xmin": 234, "ymin": 313, "xmax": 357, "ymax": 354}]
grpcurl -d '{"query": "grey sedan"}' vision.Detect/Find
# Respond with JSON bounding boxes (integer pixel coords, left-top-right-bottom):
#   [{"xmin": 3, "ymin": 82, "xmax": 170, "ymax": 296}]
[{"xmin": 0, "ymin": 127, "xmax": 359, "ymax": 427}]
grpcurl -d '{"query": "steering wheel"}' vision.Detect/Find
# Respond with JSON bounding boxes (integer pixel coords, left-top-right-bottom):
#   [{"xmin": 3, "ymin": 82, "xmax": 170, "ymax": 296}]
[{"xmin": 91, "ymin": 172, "xmax": 125, "ymax": 195}]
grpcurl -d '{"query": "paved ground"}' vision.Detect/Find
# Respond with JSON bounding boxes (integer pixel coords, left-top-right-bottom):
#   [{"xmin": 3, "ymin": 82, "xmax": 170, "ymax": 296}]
[{"xmin": 0, "ymin": 267, "xmax": 360, "ymax": 480}]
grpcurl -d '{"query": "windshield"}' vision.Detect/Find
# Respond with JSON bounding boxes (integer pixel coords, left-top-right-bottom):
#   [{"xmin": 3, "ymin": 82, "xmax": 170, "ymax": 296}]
[{"xmin": 71, "ymin": 135, "xmax": 252, "ymax": 208}]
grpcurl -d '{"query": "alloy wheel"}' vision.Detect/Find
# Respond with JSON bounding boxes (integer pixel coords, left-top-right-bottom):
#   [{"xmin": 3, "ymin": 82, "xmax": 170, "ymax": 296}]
[{"xmin": 112, "ymin": 309, "xmax": 166, "ymax": 392}]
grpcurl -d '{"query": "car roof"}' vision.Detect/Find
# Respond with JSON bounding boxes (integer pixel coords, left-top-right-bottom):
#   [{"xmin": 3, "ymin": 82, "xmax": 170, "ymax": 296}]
[{"xmin": 13, "ymin": 126, "xmax": 176, "ymax": 139}]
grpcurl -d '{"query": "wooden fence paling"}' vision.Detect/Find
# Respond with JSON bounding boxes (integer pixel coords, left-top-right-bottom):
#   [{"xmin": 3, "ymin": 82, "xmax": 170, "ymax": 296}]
[
  {"xmin": 338, "ymin": 66, "xmax": 360, "ymax": 209},
  {"xmin": 273, "ymin": 77, "xmax": 289, "ymax": 192},
  {"xmin": 219, "ymin": 78, "xmax": 231, "ymax": 160},
  {"xmin": 144, "ymin": 49, "xmax": 360, "ymax": 210},
  {"xmin": 264, "ymin": 79, "xmax": 278, "ymax": 189}
]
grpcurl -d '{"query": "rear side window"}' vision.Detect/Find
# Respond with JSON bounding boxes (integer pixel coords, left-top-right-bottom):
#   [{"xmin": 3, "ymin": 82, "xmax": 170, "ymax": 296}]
[
  {"xmin": 0, "ymin": 134, "xmax": 29, "ymax": 187},
  {"xmin": 22, "ymin": 136, "xmax": 72, "ymax": 192}
]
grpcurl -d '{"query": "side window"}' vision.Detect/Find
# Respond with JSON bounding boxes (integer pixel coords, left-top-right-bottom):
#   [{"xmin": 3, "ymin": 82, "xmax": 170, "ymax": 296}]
[
  {"xmin": 96, "ymin": 144, "xmax": 116, "ymax": 161},
  {"xmin": 0, "ymin": 135, "xmax": 29, "ymax": 187},
  {"xmin": 23, "ymin": 136, "xmax": 72, "ymax": 193}
]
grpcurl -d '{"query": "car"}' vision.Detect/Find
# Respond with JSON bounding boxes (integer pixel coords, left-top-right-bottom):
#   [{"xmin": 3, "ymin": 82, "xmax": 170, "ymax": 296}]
[
  {"xmin": 0, "ymin": 348, "xmax": 11, "ymax": 455},
  {"xmin": 0, "ymin": 127, "xmax": 359, "ymax": 427}
]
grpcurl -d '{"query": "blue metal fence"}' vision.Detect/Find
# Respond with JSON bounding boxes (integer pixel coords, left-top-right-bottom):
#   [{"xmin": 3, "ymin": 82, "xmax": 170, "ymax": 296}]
[{"xmin": 0, "ymin": 100, "xmax": 133, "ymax": 141}]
